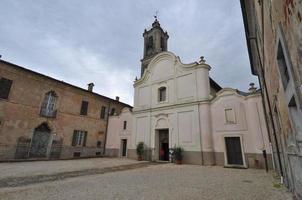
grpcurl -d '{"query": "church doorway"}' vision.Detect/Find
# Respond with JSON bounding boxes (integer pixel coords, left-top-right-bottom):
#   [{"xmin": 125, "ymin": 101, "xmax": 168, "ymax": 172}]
[
  {"xmin": 225, "ymin": 137, "xmax": 244, "ymax": 166},
  {"xmin": 29, "ymin": 123, "xmax": 51, "ymax": 158},
  {"xmin": 158, "ymin": 129, "xmax": 169, "ymax": 161},
  {"xmin": 121, "ymin": 139, "xmax": 127, "ymax": 157}
]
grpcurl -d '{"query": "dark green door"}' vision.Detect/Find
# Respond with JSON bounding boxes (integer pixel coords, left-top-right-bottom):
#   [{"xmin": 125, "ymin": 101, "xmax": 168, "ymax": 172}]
[{"xmin": 225, "ymin": 137, "xmax": 243, "ymax": 165}]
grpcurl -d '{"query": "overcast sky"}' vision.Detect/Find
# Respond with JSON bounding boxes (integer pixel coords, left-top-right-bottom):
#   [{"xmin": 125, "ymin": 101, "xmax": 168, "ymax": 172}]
[{"xmin": 0, "ymin": 0, "xmax": 258, "ymax": 105}]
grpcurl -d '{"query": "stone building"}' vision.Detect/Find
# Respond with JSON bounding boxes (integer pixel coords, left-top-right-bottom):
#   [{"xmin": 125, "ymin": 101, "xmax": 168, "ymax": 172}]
[
  {"xmin": 0, "ymin": 60, "xmax": 131, "ymax": 160},
  {"xmin": 240, "ymin": 0, "xmax": 302, "ymax": 198},
  {"xmin": 106, "ymin": 19, "xmax": 272, "ymax": 169}
]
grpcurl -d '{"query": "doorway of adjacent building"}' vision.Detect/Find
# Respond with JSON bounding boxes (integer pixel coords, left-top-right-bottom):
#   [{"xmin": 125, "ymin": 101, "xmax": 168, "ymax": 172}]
[
  {"xmin": 158, "ymin": 129, "xmax": 169, "ymax": 161},
  {"xmin": 29, "ymin": 123, "xmax": 51, "ymax": 158},
  {"xmin": 225, "ymin": 137, "xmax": 243, "ymax": 165},
  {"xmin": 121, "ymin": 139, "xmax": 127, "ymax": 157}
]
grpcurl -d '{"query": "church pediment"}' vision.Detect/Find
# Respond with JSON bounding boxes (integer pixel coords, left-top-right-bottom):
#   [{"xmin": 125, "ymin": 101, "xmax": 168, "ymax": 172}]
[{"xmin": 134, "ymin": 51, "xmax": 211, "ymax": 87}]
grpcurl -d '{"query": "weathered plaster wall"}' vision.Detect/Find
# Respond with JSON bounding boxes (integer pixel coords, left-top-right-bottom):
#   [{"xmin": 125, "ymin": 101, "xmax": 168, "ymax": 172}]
[
  {"xmin": 0, "ymin": 61, "xmax": 129, "ymax": 160},
  {"xmin": 106, "ymin": 107, "xmax": 133, "ymax": 157},
  {"xmin": 211, "ymin": 89, "xmax": 271, "ymax": 168}
]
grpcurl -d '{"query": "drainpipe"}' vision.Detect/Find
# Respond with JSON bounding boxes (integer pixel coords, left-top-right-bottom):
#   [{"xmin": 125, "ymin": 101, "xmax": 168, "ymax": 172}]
[
  {"xmin": 256, "ymin": 100, "xmax": 269, "ymax": 172},
  {"xmin": 103, "ymin": 101, "xmax": 111, "ymax": 156},
  {"xmin": 270, "ymin": 142, "xmax": 276, "ymax": 170}
]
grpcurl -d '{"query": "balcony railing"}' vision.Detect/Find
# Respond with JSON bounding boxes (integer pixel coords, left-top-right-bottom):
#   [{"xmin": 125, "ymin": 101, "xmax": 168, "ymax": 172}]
[{"xmin": 40, "ymin": 109, "xmax": 57, "ymax": 118}]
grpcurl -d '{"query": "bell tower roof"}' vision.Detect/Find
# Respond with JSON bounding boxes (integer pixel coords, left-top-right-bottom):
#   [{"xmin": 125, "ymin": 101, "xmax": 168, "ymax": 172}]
[
  {"xmin": 140, "ymin": 18, "xmax": 169, "ymax": 77},
  {"xmin": 152, "ymin": 18, "xmax": 160, "ymax": 28}
]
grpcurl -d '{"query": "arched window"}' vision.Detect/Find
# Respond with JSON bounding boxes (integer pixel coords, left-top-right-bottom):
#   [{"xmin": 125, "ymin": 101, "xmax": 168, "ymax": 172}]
[
  {"xmin": 40, "ymin": 91, "xmax": 57, "ymax": 117},
  {"xmin": 158, "ymin": 87, "xmax": 166, "ymax": 102},
  {"xmin": 160, "ymin": 37, "xmax": 165, "ymax": 51},
  {"xmin": 147, "ymin": 36, "xmax": 153, "ymax": 49},
  {"xmin": 146, "ymin": 36, "xmax": 154, "ymax": 56}
]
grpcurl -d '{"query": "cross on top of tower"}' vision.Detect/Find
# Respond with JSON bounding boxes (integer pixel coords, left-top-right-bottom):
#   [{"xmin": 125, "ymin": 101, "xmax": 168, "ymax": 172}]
[{"xmin": 154, "ymin": 10, "xmax": 159, "ymax": 21}]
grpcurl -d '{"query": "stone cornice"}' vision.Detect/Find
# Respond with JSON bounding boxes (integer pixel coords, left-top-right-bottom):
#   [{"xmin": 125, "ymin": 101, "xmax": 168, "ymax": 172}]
[{"xmin": 133, "ymin": 99, "xmax": 211, "ymax": 114}]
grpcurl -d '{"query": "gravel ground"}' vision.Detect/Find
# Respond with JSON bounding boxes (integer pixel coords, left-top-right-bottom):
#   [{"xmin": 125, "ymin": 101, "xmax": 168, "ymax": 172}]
[
  {"xmin": 0, "ymin": 163, "xmax": 292, "ymax": 200},
  {"xmin": 0, "ymin": 158, "xmax": 141, "ymax": 179}
]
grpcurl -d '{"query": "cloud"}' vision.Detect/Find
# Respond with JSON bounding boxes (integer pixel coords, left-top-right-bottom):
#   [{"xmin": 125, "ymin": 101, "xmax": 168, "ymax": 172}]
[
  {"xmin": 38, "ymin": 35, "xmax": 135, "ymax": 104},
  {"xmin": 0, "ymin": 0, "xmax": 258, "ymax": 105}
]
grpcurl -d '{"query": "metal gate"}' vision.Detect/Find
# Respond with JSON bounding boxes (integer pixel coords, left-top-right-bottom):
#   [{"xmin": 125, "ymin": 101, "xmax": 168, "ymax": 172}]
[{"xmin": 29, "ymin": 123, "xmax": 51, "ymax": 158}]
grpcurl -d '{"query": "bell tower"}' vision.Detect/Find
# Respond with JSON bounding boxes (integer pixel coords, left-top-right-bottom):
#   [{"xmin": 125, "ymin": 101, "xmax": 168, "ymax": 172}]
[{"xmin": 141, "ymin": 17, "xmax": 169, "ymax": 76}]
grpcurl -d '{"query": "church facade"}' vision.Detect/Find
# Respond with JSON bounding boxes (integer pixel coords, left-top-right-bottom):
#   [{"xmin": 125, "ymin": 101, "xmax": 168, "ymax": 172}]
[{"xmin": 106, "ymin": 19, "xmax": 272, "ymax": 168}]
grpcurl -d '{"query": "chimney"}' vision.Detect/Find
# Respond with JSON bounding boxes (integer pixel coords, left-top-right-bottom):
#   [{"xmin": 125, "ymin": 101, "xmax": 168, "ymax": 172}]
[
  {"xmin": 116, "ymin": 96, "xmax": 120, "ymax": 101},
  {"xmin": 248, "ymin": 82, "xmax": 257, "ymax": 93},
  {"xmin": 88, "ymin": 83, "xmax": 94, "ymax": 92}
]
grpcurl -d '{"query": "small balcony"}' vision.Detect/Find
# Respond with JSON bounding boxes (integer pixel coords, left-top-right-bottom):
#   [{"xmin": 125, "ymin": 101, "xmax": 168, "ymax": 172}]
[{"xmin": 40, "ymin": 109, "xmax": 57, "ymax": 118}]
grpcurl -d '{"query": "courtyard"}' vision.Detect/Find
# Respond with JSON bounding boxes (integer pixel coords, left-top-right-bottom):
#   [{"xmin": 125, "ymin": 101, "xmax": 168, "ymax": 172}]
[{"xmin": 0, "ymin": 158, "xmax": 292, "ymax": 200}]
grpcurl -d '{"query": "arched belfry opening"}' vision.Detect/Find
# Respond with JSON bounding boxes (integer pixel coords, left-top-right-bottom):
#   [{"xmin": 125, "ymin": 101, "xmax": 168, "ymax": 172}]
[
  {"xmin": 29, "ymin": 123, "xmax": 52, "ymax": 158},
  {"xmin": 141, "ymin": 18, "xmax": 169, "ymax": 77}
]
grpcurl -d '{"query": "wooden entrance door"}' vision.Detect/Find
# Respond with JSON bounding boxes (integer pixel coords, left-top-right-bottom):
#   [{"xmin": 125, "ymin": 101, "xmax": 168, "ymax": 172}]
[
  {"xmin": 225, "ymin": 137, "xmax": 243, "ymax": 165},
  {"xmin": 121, "ymin": 139, "xmax": 127, "ymax": 157},
  {"xmin": 29, "ymin": 123, "xmax": 51, "ymax": 158}
]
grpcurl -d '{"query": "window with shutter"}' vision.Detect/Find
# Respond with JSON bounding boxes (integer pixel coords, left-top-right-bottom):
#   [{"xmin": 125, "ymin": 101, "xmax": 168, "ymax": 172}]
[
  {"xmin": 83, "ymin": 132, "xmax": 87, "ymax": 146},
  {"xmin": 0, "ymin": 78, "xmax": 13, "ymax": 99},
  {"xmin": 97, "ymin": 141, "xmax": 102, "ymax": 148},
  {"xmin": 72, "ymin": 130, "xmax": 87, "ymax": 146},
  {"xmin": 225, "ymin": 108, "xmax": 236, "ymax": 124},
  {"xmin": 80, "ymin": 101, "xmax": 88, "ymax": 115},
  {"xmin": 72, "ymin": 131, "xmax": 77, "ymax": 146},
  {"xmin": 100, "ymin": 106, "xmax": 106, "ymax": 119}
]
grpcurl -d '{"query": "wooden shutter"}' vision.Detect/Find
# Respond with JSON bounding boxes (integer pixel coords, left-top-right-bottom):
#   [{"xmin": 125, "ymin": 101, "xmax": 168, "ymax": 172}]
[
  {"xmin": 0, "ymin": 78, "xmax": 13, "ymax": 99},
  {"xmin": 72, "ymin": 131, "xmax": 77, "ymax": 146},
  {"xmin": 83, "ymin": 132, "xmax": 87, "ymax": 147},
  {"xmin": 80, "ymin": 101, "xmax": 88, "ymax": 115},
  {"xmin": 105, "ymin": 107, "xmax": 108, "ymax": 119},
  {"xmin": 100, "ymin": 106, "xmax": 106, "ymax": 119}
]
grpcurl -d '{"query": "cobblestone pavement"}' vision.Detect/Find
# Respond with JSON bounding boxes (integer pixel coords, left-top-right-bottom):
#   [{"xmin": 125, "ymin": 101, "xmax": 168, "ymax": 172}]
[
  {"xmin": 0, "ymin": 158, "xmax": 141, "ymax": 179},
  {"xmin": 0, "ymin": 162, "xmax": 292, "ymax": 200}
]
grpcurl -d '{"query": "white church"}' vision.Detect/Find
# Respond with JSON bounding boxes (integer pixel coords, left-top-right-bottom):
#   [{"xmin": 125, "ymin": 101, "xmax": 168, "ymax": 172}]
[{"xmin": 106, "ymin": 19, "xmax": 272, "ymax": 168}]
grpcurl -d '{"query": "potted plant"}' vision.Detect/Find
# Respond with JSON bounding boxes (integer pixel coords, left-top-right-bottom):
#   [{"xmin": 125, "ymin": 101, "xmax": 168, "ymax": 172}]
[
  {"xmin": 174, "ymin": 146, "xmax": 184, "ymax": 164},
  {"xmin": 136, "ymin": 142, "xmax": 144, "ymax": 161}
]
